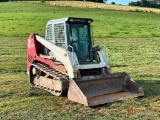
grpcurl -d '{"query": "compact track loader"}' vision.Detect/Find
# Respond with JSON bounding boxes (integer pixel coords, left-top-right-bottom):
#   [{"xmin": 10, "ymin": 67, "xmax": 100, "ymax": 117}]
[{"xmin": 27, "ymin": 17, "xmax": 144, "ymax": 106}]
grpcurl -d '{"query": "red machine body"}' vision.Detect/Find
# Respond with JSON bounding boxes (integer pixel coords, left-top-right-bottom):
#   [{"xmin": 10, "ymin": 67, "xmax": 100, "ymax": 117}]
[{"xmin": 27, "ymin": 34, "xmax": 66, "ymax": 75}]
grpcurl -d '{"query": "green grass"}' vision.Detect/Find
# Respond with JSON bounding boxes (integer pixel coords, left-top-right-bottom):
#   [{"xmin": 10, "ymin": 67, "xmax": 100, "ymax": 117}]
[
  {"xmin": 0, "ymin": 37, "xmax": 159, "ymax": 120},
  {"xmin": 95, "ymin": 38, "xmax": 160, "ymax": 80},
  {"xmin": 1, "ymin": 2, "xmax": 160, "ymax": 37},
  {"xmin": 0, "ymin": 2, "xmax": 160, "ymax": 120}
]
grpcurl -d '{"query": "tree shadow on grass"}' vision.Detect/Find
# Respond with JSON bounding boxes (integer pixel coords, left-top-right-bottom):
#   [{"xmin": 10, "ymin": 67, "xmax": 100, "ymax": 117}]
[
  {"xmin": 136, "ymin": 80, "xmax": 160, "ymax": 98},
  {"xmin": 28, "ymin": 87, "xmax": 52, "ymax": 97},
  {"xmin": 110, "ymin": 64, "xmax": 128, "ymax": 68},
  {"xmin": 91, "ymin": 80, "xmax": 160, "ymax": 109}
]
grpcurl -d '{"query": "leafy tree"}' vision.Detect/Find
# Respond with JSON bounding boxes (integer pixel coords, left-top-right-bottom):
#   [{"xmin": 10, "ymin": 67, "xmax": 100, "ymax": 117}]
[
  {"xmin": 129, "ymin": 0, "xmax": 160, "ymax": 8},
  {"xmin": 0, "ymin": 0, "xmax": 9, "ymax": 2},
  {"xmin": 111, "ymin": 2, "xmax": 115, "ymax": 4},
  {"xmin": 129, "ymin": 1, "xmax": 139, "ymax": 6},
  {"xmin": 137, "ymin": 1, "xmax": 141, "ymax": 6},
  {"xmin": 142, "ymin": 0, "xmax": 150, "ymax": 7}
]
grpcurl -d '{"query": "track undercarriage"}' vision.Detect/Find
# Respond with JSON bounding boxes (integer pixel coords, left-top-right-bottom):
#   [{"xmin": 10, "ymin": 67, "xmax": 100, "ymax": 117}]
[{"xmin": 30, "ymin": 63, "xmax": 69, "ymax": 96}]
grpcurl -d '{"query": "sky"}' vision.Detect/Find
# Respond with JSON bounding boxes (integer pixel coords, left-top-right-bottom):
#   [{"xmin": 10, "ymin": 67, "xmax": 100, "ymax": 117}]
[{"xmin": 106, "ymin": 0, "xmax": 137, "ymax": 5}]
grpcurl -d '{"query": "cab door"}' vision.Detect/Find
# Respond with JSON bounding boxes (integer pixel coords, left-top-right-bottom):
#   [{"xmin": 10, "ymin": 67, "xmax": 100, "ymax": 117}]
[{"xmin": 69, "ymin": 23, "xmax": 93, "ymax": 63}]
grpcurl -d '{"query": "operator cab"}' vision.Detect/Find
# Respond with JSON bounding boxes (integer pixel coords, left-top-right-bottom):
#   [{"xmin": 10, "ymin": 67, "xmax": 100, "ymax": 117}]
[
  {"xmin": 67, "ymin": 18, "xmax": 93, "ymax": 63},
  {"xmin": 45, "ymin": 17, "xmax": 94, "ymax": 63}
]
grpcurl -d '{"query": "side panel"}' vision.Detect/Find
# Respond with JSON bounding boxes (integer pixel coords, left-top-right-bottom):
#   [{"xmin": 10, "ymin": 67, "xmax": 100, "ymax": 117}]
[
  {"xmin": 27, "ymin": 34, "xmax": 67, "ymax": 75},
  {"xmin": 27, "ymin": 34, "xmax": 38, "ymax": 75},
  {"xmin": 45, "ymin": 20, "xmax": 68, "ymax": 49}
]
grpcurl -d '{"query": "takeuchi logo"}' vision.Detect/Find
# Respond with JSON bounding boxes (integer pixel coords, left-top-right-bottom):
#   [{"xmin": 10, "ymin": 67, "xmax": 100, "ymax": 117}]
[{"xmin": 28, "ymin": 39, "xmax": 35, "ymax": 49}]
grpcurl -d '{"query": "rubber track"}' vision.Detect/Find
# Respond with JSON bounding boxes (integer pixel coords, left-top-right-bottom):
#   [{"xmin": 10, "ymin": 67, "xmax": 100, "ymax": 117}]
[{"xmin": 32, "ymin": 62, "xmax": 69, "ymax": 96}]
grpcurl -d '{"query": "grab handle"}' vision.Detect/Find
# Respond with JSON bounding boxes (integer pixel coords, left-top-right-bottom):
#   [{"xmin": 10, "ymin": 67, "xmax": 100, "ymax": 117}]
[{"xmin": 66, "ymin": 45, "xmax": 74, "ymax": 66}]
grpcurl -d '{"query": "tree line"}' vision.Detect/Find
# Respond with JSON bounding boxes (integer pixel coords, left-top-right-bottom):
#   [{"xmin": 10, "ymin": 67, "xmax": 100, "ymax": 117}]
[
  {"xmin": 0, "ymin": 0, "xmax": 106, "ymax": 3},
  {"xmin": 1, "ymin": 0, "xmax": 160, "ymax": 8},
  {"xmin": 129, "ymin": 0, "xmax": 160, "ymax": 8}
]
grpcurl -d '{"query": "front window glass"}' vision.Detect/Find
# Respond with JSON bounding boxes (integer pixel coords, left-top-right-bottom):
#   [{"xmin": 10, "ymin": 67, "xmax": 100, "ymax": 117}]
[{"xmin": 70, "ymin": 24, "xmax": 91, "ymax": 62}]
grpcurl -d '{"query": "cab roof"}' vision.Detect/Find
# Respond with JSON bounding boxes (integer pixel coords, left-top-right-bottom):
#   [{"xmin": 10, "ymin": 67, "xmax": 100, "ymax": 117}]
[{"xmin": 48, "ymin": 17, "xmax": 93, "ymax": 24}]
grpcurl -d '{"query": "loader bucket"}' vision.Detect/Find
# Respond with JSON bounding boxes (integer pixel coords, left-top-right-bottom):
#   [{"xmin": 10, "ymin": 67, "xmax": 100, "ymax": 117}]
[{"xmin": 68, "ymin": 72, "xmax": 144, "ymax": 106}]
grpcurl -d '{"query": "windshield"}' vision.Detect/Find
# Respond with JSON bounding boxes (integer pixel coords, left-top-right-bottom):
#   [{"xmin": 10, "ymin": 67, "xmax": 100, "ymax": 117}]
[{"xmin": 69, "ymin": 24, "xmax": 92, "ymax": 63}]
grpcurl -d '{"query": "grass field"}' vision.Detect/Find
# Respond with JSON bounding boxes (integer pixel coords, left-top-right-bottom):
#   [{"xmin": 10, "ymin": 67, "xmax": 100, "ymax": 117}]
[
  {"xmin": 46, "ymin": 1, "xmax": 160, "ymax": 14},
  {"xmin": 0, "ymin": 2, "xmax": 160, "ymax": 120},
  {"xmin": 1, "ymin": 2, "xmax": 160, "ymax": 38}
]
